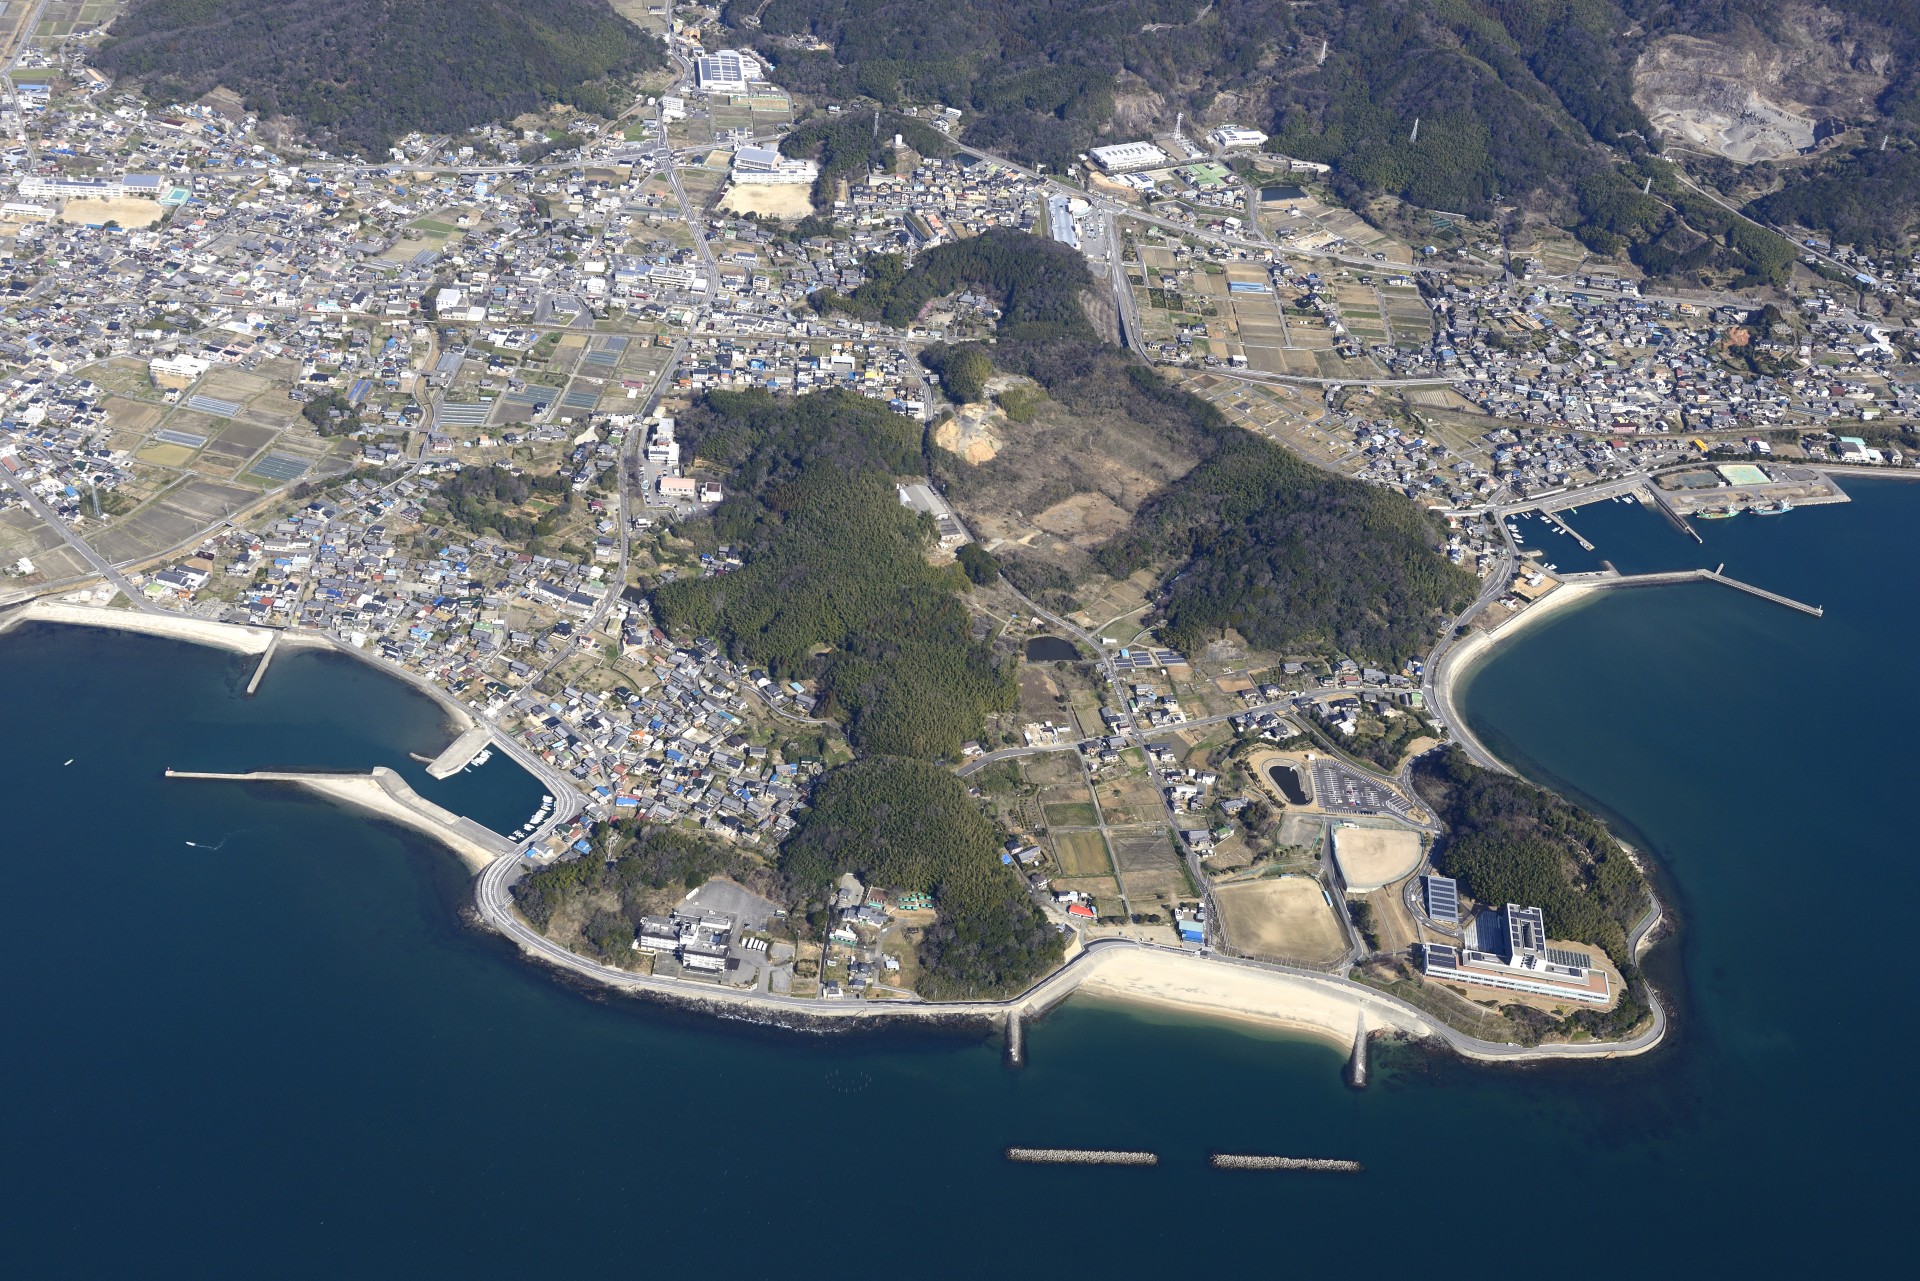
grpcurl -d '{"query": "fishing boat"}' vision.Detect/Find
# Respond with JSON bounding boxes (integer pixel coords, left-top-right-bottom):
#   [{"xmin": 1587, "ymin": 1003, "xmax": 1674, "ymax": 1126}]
[
  {"xmin": 1697, "ymin": 507, "xmax": 1739, "ymax": 519},
  {"xmin": 1753, "ymin": 500, "xmax": 1792, "ymax": 515}
]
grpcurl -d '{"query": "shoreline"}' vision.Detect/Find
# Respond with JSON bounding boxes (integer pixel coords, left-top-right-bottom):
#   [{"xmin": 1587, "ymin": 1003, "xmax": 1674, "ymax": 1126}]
[
  {"xmin": 165, "ymin": 767, "xmax": 506, "ymax": 873},
  {"xmin": 6, "ymin": 601, "xmax": 1662, "ymax": 1064},
  {"xmin": 0, "ymin": 597, "xmax": 278, "ymax": 655},
  {"xmin": 0, "ymin": 600, "xmax": 476, "ymax": 736},
  {"xmin": 1430, "ymin": 582, "xmax": 1601, "ymax": 770}
]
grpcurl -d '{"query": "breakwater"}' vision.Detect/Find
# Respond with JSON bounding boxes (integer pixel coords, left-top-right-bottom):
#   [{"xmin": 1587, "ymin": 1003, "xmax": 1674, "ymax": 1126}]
[
  {"xmin": 1006, "ymin": 1148, "xmax": 1159, "ymax": 1166},
  {"xmin": 244, "ymin": 631, "xmax": 279, "ymax": 695},
  {"xmin": 1210, "ymin": 1155, "xmax": 1364, "ymax": 1172}
]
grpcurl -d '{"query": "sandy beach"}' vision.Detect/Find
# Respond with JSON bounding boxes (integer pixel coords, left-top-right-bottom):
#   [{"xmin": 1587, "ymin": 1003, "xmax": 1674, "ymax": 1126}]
[
  {"xmin": 1, "ymin": 599, "xmax": 277, "ymax": 654},
  {"xmin": 1070, "ymin": 948, "xmax": 1433, "ymax": 1049},
  {"xmin": 1430, "ymin": 582, "xmax": 1599, "ymax": 766}
]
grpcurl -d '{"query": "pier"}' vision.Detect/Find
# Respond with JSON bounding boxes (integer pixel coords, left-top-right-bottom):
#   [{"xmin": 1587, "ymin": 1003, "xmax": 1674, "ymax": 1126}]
[
  {"xmin": 1648, "ymin": 487, "xmax": 1704, "ymax": 544},
  {"xmin": 1542, "ymin": 509, "xmax": 1594, "ymax": 551},
  {"xmin": 426, "ymin": 724, "xmax": 493, "ymax": 778},
  {"xmin": 244, "ymin": 630, "xmax": 279, "ymax": 696},
  {"xmin": 1346, "ymin": 1013, "xmax": 1369, "ymax": 1088},
  {"xmin": 1556, "ymin": 567, "xmax": 1822, "ymax": 617},
  {"xmin": 1006, "ymin": 1010, "xmax": 1025, "ymax": 1067}
]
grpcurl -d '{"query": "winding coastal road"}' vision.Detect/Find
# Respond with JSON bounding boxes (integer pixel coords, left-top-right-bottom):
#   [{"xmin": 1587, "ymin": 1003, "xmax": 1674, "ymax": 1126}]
[{"xmin": 471, "ymin": 850, "xmax": 1664, "ymax": 1061}]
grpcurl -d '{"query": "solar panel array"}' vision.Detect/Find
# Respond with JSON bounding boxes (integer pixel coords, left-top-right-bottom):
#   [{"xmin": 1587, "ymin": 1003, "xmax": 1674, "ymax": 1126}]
[
  {"xmin": 1423, "ymin": 875, "xmax": 1459, "ymax": 925},
  {"xmin": 1546, "ymin": 947, "xmax": 1592, "ymax": 970},
  {"xmin": 153, "ymin": 428, "xmax": 207, "ymax": 449},
  {"xmin": 248, "ymin": 453, "xmax": 309, "ymax": 482},
  {"xmin": 185, "ymin": 394, "xmax": 241, "ymax": 418},
  {"xmin": 434, "ymin": 400, "xmax": 492, "ymax": 428},
  {"xmin": 561, "ymin": 387, "xmax": 600, "ymax": 411}
]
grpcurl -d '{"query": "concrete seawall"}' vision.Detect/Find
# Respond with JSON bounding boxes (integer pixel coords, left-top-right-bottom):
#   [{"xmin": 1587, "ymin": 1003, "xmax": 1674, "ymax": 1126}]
[
  {"xmin": 165, "ymin": 767, "xmax": 511, "ymax": 872},
  {"xmin": 0, "ymin": 599, "xmax": 275, "ymax": 654}
]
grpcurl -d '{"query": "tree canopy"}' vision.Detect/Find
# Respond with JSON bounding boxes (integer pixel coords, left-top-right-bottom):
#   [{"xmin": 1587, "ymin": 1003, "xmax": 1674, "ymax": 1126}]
[
  {"xmin": 781, "ymin": 756, "xmax": 1063, "ymax": 997},
  {"xmin": 96, "ymin": 0, "xmax": 661, "ymax": 155},
  {"xmin": 649, "ymin": 388, "xmax": 1013, "ymax": 760}
]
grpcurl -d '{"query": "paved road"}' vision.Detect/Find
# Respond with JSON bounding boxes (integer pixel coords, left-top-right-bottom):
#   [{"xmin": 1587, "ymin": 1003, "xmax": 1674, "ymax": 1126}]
[
  {"xmin": 470, "ymin": 863, "xmax": 1666, "ymax": 1060},
  {"xmin": 0, "ymin": 464, "xmax": 156, "ymax": 611}
]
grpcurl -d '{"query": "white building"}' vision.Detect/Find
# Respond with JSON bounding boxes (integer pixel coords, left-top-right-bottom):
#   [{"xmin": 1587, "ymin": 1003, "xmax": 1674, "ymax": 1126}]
[
  {"xmin": 1088, "ymin": 141, "xmax": 1171, "ymax": 172},
  {"xmin": 1419, "ymin": 905, "xmax": 1611, "ymax": 1005},
  {"xmin": 19, "ymin": 172, "xmax": 165, "ymax": 201},
  {"xmin": 731, "ymin": 145, "xmax": 817, "ymax": 186},
  {"xmin": 694, "ymin": 50, "xmax": 764, "ymax": 93},
  {"xmin": 149, "ymin": 353, "xmax": 211, "ymax": 389},
  {"xmin": 1209, "ymin": 125, "xmax": 1268, "ymax": 150}
]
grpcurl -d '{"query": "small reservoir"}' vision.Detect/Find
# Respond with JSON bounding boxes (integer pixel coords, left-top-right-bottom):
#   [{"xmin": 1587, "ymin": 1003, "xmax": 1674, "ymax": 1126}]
[
  {"xmin": 1267, "ymin": 764, "xmax": 1310, "ymax": 805},
  {"xmin": 1025, "ymin": 636, "xmax": 1079, "ymax": 662}
]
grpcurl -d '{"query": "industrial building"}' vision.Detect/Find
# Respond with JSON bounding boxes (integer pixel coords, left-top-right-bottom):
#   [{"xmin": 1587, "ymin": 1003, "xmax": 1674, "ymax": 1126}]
[
  {"xmin": 1419, "ymin": 904, "xmax": 1611, "ymax": 1005},
  {"xmin": 693, "ymin": 50, "xmax": 763, "ymax": 93},
  {"xmin": 1088, "ymin": 141, "xmax": 1171, "ymax": 172},
  {"xmin": 1209, "ymin": 125, "xmax": 1268, "ymax": 150}
]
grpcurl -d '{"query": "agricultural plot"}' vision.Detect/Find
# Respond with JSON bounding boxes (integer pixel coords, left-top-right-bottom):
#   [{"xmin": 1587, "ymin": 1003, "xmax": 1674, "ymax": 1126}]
[
  {"xmin": 1051, "ymin": 830, "xmax": 1113, "ymax": 878},
  {"xmin": 1109, "ymin": 830, "xmax": 1188, "ymax": 905}
]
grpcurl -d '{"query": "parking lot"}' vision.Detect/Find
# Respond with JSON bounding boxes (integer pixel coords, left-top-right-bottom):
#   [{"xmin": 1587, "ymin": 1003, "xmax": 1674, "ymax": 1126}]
[{"xmin": 1310, "ymin": 759, "xmax": 1416, "ymax": 821}]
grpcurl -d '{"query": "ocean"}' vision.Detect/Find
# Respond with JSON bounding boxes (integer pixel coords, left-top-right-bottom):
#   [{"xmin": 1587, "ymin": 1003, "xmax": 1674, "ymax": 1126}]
[{"xmin": 3, "ymin": 481, "xmax": 1913, "ymax": 1275}]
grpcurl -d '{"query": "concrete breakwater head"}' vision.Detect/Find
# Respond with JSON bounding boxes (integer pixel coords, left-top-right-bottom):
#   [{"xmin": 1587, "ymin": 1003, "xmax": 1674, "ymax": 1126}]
[
  {"xmin": 163, "ymin": 766, "xmax": 512, "ymax": 872},
  {"xmin": 1211, "ymin": 1154, "xmax": 1364, "ymax": 1172},
  {"xmin": 1006, "ymin": 1148, "xmax": 1159, "ymax": 1166}
]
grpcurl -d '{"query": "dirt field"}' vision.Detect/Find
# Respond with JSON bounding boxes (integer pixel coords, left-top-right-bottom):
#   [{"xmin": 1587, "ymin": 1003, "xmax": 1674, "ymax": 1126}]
[
  {"xmin": 718, "ymin": 182, "xmax": 814, "ymax": 219},
  {"xmin": 58, "ymin": 197, "xmax": 164, "ymax": 228},
  {"xmin": 1331, "ymin": 826, "xmax": 1422, "ymax": 892},
  {"xmin": 1110, "ymin": 829, "xmax": 1188, "ymax": 904},
  {"xmin": 1213, "ymin": 876, "xmax": 1350, "ymax": 966}
]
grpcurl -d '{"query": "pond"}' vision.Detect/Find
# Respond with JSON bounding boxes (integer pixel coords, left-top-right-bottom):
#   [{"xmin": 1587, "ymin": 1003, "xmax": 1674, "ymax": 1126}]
[
  {"xmin": 1266, "ymin": 763, "xmax": 1310, "ymax": 805},
  {"xmin": 1024, "ymin": 636, "xmax": 1079, "ymax": 662}
]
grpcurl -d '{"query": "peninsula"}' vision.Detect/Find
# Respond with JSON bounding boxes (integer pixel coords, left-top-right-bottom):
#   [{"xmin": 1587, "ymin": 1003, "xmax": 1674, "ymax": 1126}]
[{"xmin": 10, "ymin": 0, "xmax": 1920, "ymax": 1070}]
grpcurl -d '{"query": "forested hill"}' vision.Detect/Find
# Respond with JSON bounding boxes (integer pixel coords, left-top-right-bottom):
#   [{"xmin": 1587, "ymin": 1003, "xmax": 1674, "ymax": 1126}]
[
  {"xmin": 94, "ymin": 0, "xmax": 661, "ymax": 154},
  {"xmin": 649, "ymin": 388, "xmax": 1014, "ymax": 761},
  {"xmin": 736, "ymin": 0, "xmax": 1920, "ymax": 231},
  {"xmin": 816, "ymin": 229, "xmax": 1474, "ymax": 666}
]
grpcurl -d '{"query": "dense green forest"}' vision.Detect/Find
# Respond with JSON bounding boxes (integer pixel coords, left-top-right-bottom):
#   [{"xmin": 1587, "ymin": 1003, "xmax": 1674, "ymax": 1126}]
[
  {"xmin": 437, "ymin": 464, "xmax": 568, "ymax": 542},
  {"xmin": 735, "ymin": 0, "xmax": 1920, "ymax": 246},
  {"xmin": 649, "ymin": 389, "xmax": 1013, "ymax": 760},
  {"xmin": 781, "ymin": 757, "xmax": 1063, "ymax": 997},
  {"xmin": 1749, "ymin": 147, "xmax": 1920, "ymax": 253},
  {"xmin": 1098, "ymin": 423, "xmax": 1477, "ymax": 664},
  {"xmin": 819, "ymin": 228, "xmax": 1473, "ymax": 664},
  {"xmin": 1413, "ymin": 749, "xmax": 1650, "ymax": 968},
  {"xmin": 732, "ymin": 0, "xmax": 1650, "ymax": 212},
  {"xmin": 512, "ymin": 824, "xmax": 755, "ymax": 958},
  {"xmin": 95, "ymin": 0, "xmax": 661, "ymax": 154},
  {"xmin": 1413, "ymin": 748, "xmax": 1654, "ymax": 1038}
]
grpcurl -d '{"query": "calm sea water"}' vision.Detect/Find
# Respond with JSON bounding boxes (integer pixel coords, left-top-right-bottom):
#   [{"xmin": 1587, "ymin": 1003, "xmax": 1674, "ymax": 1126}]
[{"xmin": 4, "ymin": 482, "xmax": 1914, "ymax": 1276}]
